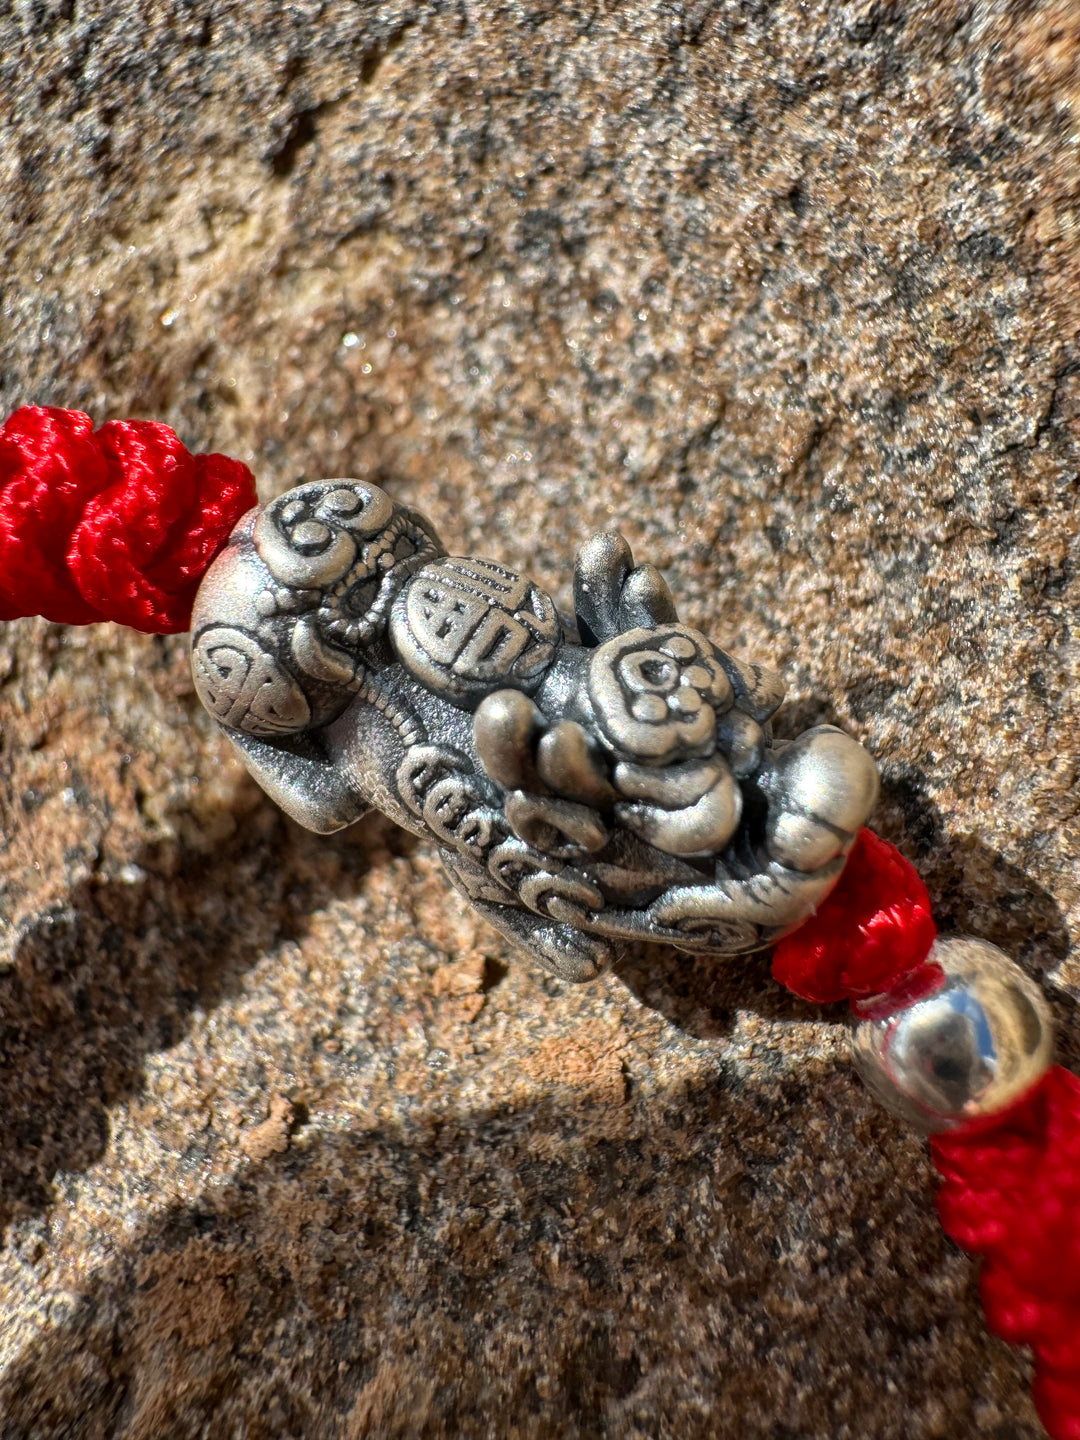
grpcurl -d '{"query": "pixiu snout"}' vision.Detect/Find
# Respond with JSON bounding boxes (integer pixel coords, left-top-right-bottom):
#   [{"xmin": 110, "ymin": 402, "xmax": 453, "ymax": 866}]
[{"xmin": 190, "ymin": 478, "xmax": 879, "ymax": 982}]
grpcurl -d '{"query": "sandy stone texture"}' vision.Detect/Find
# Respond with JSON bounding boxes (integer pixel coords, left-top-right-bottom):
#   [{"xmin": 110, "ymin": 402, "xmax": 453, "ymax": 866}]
[{"xmin": 1, "ymin": 2, "xmax": 1078, "ymax": 1437}]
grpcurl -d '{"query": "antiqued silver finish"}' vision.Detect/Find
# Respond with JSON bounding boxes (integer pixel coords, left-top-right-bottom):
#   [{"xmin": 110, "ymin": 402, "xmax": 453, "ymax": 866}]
[
  {"xmin": 851, "ymin": 937, "xmax": 1054, "ymax": 1132},
  {"xmin": 390, "ymin": 555, "xmax": 562, "ymax": 701},
  {"xmin": 191, "ymin": 478, "xmax": 881, "ymax": 982}
]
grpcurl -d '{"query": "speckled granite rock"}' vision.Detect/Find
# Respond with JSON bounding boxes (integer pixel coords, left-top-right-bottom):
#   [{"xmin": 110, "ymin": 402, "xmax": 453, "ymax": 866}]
[{"xmin": 1, "ymin": 3, "xmax": 1078, "ymax": 1437}]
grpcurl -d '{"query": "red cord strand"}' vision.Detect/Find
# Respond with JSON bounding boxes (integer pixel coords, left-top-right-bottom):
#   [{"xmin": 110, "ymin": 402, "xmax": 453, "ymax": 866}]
[
  {"xmin": 933, "ymin": 1069, "xmax": 1080, "ymax": 1440},
  {"xmin": 771, "ymin": 827, "xmax": 937, "ymax": 1004},
  {"xmin": 0, "ymin": 406, "xmax": 256, "ymax": 633},
  {"xmin": 772, "ymin": 827, "xmax": 1080, "ymax": 1439}
]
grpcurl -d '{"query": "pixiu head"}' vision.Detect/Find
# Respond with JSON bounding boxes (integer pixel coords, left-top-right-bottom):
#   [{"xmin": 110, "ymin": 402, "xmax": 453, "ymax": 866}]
[{"xmin": 191, "ymin": 479, "xmax": 443, "ymax": 736}]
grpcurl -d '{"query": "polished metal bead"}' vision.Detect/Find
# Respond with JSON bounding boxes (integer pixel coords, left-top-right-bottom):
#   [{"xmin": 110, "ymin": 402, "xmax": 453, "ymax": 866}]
[{"xmin": 850, "ymin": 937, "xmax": 1054, "ymax": 1133}]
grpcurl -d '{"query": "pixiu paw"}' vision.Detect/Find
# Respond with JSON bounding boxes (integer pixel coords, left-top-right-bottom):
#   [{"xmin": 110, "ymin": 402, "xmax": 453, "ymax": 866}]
[{"xmin": 529, "ymin": 925, "xmax": 614, "ymax": 983}]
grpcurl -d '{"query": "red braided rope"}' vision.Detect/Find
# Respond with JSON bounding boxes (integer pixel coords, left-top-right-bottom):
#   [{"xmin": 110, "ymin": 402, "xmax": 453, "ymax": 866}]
[
  {"xmin": 774, "ymin": 830, "xmax": 1080, "ymax": 1439},
  {"xmin": 0, "ymin": 406, "xmax": 256, "ymax": 633},
  {"xmin": 771, "ymin": 828, "xmax": 937, "ymax": 1002},
  {"xmin": 3, "ymin": 403, "xmax": 1078, "ymax": 1434},
  {"xmin": 934, "ymin": 1070, "xmax": 1080, "ymax": 1440}
]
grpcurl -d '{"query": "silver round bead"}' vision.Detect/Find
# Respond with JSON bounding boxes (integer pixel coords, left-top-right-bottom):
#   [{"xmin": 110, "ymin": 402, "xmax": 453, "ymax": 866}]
[{"xmin": 850, "ymin": 936, "xmax": 1054, "ymax": 1133}]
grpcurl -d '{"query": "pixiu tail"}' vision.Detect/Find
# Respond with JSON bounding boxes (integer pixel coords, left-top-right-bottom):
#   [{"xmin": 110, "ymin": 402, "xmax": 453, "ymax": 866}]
[
  {"xmin": 0, "ymin": 405, "xmax": 256, "ymax": 633},
  {"xmin": 1, "ymin": 403, "xmax": 1078, "ymax": 1438}
]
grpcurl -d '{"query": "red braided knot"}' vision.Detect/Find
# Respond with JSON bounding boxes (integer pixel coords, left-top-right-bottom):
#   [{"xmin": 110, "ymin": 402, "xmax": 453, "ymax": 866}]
[
  {"xmin": 771, "ymin": 827, "xmax": 938, "ymax": 1004},
  {"xmin": 0, "ymin": 406, "xmax": 256, "ymax": 633},
  {"xmin": 932, "ymin": 1072, "xmax": 1080, "ymax": 1440},
  {"xmin": 774, "ymin": 828, "xmax": 1080, "ymax": 1439}
]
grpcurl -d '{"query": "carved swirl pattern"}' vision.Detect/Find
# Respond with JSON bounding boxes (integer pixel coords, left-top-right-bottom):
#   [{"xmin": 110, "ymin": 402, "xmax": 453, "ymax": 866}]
[
  {"xmin": 647, "ymin": 905, "xmax": 760, "ymax": 954},
  {"xmin": 396, "ymin": 744, "xmax": 502, "ymax": 858},
  {"xmin": 253, "ymin": 480, "xmax": 443, "ymax": 651},
  {"xmin": 254, "ymin": 481, "xmax": 394, "ymax": 590},
  {"xmin": 587, "ymin": 625, "xmax": 734, "ymax": 764},
  {"xmin": 422, "ymin": 776, "xmax": 498, "ymax": 856},
  {"xmin": 487, "ymin": 839, "xmax": 604, "ymax": 919}
]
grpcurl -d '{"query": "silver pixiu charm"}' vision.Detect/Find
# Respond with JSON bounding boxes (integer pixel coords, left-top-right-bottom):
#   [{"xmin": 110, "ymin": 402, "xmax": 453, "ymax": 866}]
[{"xmin": 190, "ymin": 481, "xmax": 879, "ymax": 981}]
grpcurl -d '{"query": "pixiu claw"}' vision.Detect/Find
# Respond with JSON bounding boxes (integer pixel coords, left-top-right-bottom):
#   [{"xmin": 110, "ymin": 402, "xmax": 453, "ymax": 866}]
[{"xmin": 190, "ymin": 478, "xmax": 880, "ymax": 981}]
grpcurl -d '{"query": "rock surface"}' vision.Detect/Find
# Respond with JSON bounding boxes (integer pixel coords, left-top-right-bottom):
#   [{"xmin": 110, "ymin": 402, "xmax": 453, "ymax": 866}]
[{"xmin": 1, "ymin": 2, "xmax": 1078, "ymax": 1436}]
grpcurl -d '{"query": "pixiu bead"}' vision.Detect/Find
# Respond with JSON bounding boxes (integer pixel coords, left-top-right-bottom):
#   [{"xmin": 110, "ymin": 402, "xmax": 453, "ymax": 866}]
[{"xmin": 190, "ymin": 479, "xmax": 880, "ymax": 982}]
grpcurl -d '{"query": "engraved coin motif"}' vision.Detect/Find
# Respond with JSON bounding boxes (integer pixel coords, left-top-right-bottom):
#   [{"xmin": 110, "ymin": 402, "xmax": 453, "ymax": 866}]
[
  {"xmin": 390, "ymin": 556, "xmax": 561, "ymax": 702},
  {"xmin": 588, "ymin": 625, "xmax": 734, "ymax": 764},
  {"xmin": 191, "ymin": 626, "xmax": 311, "ymax": 736},
  {"xmin": 395, "ymin": 744, "xmax": 500, "ymax": 857}
]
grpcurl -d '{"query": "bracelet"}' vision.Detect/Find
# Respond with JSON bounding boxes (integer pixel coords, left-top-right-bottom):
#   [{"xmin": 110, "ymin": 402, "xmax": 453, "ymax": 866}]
[{"xmin": 1, "ymin": 404, "xmax": 1076, "ymax": 1436}]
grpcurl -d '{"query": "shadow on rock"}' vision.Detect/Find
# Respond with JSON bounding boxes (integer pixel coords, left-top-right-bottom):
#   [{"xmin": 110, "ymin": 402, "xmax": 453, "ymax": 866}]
[
  {"xmin": 0, "ymin": 797, "xmax": 415, "ymax": 1238},
  {"xmin": 616, "ymin": 943, "xmax": 818, "ymax": 1042},
  {"xmin": 0, "ymin": 1076, "xmax": 1030, "ymax": 1440}
]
